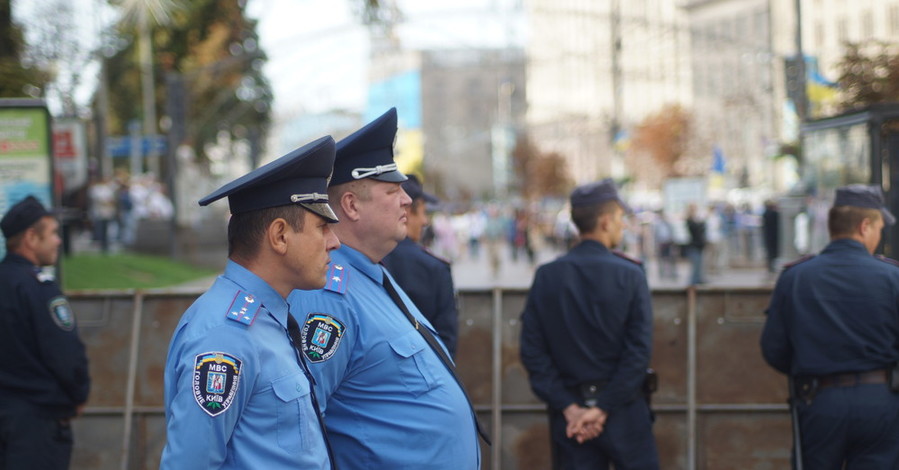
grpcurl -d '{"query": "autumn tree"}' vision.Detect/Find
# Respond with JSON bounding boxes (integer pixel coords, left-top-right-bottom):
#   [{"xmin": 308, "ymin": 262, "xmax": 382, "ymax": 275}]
[
  {"xmin": 630, "ymin": 104, "xmax": 692, "ymax": 178},
  {"xmin": 836, "ymin": 41, "xmax": 899, "ymax": 111},
  {"xmin": 511, "ymin": 134, "xmax": 571, "ymax": 201}
]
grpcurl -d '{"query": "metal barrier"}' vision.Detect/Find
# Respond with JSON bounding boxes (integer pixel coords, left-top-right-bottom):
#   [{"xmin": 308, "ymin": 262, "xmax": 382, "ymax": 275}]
[{"xmin": 67, "ymin": 286, "xmax": 790, "ymax": 470}]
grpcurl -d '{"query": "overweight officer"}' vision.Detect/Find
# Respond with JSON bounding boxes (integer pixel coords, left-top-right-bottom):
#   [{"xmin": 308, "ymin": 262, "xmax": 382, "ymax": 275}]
[
  {"xmin": 161, "ymin": 136, "xmax": 341, "ymax": 469},
  {"xmin": 381, "ymin": 174, "xmax": 460, "ymax": 357},
  {"xmin": 288, "ymin": 108, "xmax": 486, "ymax": 469},
  {"xmin": 761, "ymin": 184, "xmax": 899, "ymax": 469},
  {"xmin": 520, "ymin": 179, "xmax": 659, "ymax": 470},
  {"xmin": 0, "ymin": 196, "xmax": 90, "ymax": 469}
]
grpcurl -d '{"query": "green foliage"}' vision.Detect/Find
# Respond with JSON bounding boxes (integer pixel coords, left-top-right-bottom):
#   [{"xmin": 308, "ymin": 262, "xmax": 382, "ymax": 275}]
[
  {"xmin": 0, "ymin": 0, "xmax": 47, "ymax": 98},
  {"xmin": 100, "ymin": 0, "xmax": 272, "ymax": 164},
  {"xmin": 61, "ymin": 253, "xmax": 217, "ymax": 290},
  {"xmin": 836, "ymin": 41, "xmax": 899, "ymax": 111}
]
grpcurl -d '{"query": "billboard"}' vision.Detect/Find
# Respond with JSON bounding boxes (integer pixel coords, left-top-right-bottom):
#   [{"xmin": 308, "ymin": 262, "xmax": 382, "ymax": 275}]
[
  {"xmin": 0, "ymin": 99, "xmax": 54, "ymax": 257},
  {"xmin": 53, "ymin": 117, "xmax": 89, "ymax": 193}
]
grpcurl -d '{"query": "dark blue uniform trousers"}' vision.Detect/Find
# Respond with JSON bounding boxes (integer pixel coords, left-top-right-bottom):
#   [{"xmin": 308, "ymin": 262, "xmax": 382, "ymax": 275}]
[
  {"xmin": 0, "ymin": 410, "xmax": 73, "ymax": 470},
  {"xmin": 549, "ymin": 398, "xmax": 659, "ymax": 470},
  {"xmin": 798, "ymin": 383, "xmax": 899, "ymax": 469}
]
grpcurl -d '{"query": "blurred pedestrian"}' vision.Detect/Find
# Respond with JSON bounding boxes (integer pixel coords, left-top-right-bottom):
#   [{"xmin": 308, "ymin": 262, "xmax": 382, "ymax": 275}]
[
  {"xmin": 161, "ymin": 136, "xmax": 340, "ymax": 469},
  {"xmin": 88, "ymin": 177, "xmax": 116, "ymax": 253},
  {"xmin": 382, "ymin": 175, "xmax": 459, "ymax": 357},
  {"xmin": 520, "ymin": 178, "xmax": 659, "ymax": 469},
  {"xmin": 761, "ymin": 184, "xmax": 899, "ymax": 468},
  {"xmin": 704, "ymin": 204, "xmax": 724, "ymax": 275},
  {"xmin": 685, "ymin": 203, "xmax": 707, "ymax": 285},
  {"xmin": 762, "ymin": 200, "xmax": 780, "ymax": 273},
  {"xmin": 0, "ymin": 196, "xmax": 91, "ymax": 469},
  {"xmin": 653, "ymin": 209, "xmax": 677, "ymax": 280}
]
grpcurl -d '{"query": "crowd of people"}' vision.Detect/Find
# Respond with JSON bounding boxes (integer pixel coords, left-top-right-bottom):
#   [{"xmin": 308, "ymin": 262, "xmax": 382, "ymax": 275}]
[
  {"xmin": 415, "ymin": 198, "xmax": 786, "ymax": 286},
  {"xmin": 84, "ymin": 171, "xmax": 174, "ymax": 253}
]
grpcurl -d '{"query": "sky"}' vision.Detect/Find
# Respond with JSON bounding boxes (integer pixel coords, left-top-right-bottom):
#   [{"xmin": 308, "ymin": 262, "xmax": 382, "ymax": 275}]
[{"xmin": 13, "ymin": 0, "xmax": 525, "ymax": 118}]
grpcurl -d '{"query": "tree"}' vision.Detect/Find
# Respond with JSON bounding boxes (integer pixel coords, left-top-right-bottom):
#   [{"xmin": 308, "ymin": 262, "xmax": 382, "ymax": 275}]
[
  {"xmin": 0, "ymin": 0, "xmax": 47, "ymax": 98},
  {"xmin": 100, "ymin": 0, "xmax": 272, "ymax": 166},
  {"xmin": 19, "ymin": 0, "xmax": 93, "ymax": 114},
  {"xmin": 630, "ymin": 104, "xmax": 692, "ymax": 178},
  {"xmin": 836, "ymin": 41, "xmax": 899, "ymax": 111},
  {"xmin": 511, "ymin": 134, "xmax": 571, "ymax": 201}
]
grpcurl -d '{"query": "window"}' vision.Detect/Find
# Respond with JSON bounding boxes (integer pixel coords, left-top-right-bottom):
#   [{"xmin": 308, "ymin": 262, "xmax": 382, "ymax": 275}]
[
  {"xmin": 861, "ymin": 10, "xmax": 874, "ymax": 39},
  {"xmin": 891, "ymin": 5, "xmax": 899, "ymax": 35}
]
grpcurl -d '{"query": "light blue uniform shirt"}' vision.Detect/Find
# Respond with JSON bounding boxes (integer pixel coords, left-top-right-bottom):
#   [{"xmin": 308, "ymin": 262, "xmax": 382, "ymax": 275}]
[
  {"xmin": 288, "ymin": 245, "xmax": 480, "ymax": 469},
  {"xmin": 161, "ymin": 261, "xmax": 330, "ymax": 469}
]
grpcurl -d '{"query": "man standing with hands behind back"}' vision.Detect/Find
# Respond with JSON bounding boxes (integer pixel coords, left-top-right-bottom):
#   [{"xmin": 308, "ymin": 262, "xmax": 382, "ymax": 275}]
[
  {"xmin": 0, "ymin": 195, "xmax": 91, "ymax": 470},
  {"xmin": 289, "ymin": 108, "xmax": 487, "ymax": 469},
  {"xmin": 520, "ymin": 179, "xmax": 659, "ymax": 470}
]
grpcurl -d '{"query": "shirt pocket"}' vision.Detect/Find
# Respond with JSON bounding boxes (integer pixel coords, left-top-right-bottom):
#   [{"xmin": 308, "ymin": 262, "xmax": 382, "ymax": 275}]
[
  {"xmin": 271, "ymin": 373, "xmax": 318, "ymax": 452},
  {"xmin": 388, "ymin": 330, "xmax": 442, "ymax": 397}
]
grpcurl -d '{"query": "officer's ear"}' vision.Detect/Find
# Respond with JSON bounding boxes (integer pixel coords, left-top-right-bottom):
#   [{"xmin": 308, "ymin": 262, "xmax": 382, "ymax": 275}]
[
  {"xmin": 337, "ymin": 186, "xmax": 364, "ymax": 223},
  {"xmin": 266, "ymin": 218, "xmax": 291, "ymax": 256}
]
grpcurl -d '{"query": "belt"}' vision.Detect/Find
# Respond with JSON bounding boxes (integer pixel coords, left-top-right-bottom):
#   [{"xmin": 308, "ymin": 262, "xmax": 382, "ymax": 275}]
[{"xmin": 817, "ymin": 369, "xmax": 888, "ymax": 388}]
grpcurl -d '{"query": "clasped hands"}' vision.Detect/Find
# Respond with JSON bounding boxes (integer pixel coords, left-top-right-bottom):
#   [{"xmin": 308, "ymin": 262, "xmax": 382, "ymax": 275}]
[{"xmin": 563, "ymin": 403, "xmax": 608, "ymax": 443}]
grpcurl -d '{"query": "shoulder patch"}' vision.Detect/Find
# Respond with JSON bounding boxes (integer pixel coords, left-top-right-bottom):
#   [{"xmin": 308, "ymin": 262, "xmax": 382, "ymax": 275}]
[
  {"xmin": 301, "ymin": 313, "xmax": 346, "ymax": 363},
  {"xmin": 612, "ymin": 250, "xmax": 643, "ymax": 265},
  {"xmin": 782, "ymin": 254, "xmax": 815, "ymax": 270},
  {"xmin": 422, "ymin": 246, "xmax": 451, "ymax": 265},
  {"xmin": 193, "ymin": 352, "xmax": 242, "ymax": 416},
  {"xmin": 324, "ymin": 264, "xmax": 349, "ymax": 294},
  {"xmin": 48, "ymin": 296, "xmax": 75, "ymax": 331},
  {"xmin": 225, "ymin": 291, "xmax": 261, "ymax": 326},
  {"xmin": 875, "ymin": 254, "xmax": 899, "ymax": 267}
]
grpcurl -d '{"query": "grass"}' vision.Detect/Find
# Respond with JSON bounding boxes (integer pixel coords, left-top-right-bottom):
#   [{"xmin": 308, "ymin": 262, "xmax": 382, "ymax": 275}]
[{"xmin": 61, "ymin": 253, "xmax": 218, "ymax": 290}]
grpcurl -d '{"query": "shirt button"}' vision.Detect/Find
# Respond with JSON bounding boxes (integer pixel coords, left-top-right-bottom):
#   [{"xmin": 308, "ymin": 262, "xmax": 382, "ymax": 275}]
[{"xmin": 296, "ymin": 384, "xmax": 302, "ymax": 392}]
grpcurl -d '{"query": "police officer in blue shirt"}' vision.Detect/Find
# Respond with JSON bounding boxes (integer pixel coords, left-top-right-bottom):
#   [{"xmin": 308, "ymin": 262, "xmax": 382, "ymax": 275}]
[
  {"xmin": 288, "ymin": 108, "xmax": 487, "ymax": 469},
  {"xmin": 0, "ymin": 196, "xmax": 90, "ymax": 470},
  {"xmin": 761, "ymin": 184, "xmax": 899, "ymax": 469},
  {"xmin": 161, "ymin": 136, "xmax": 341, "ymax": 469},
  {"xmin": 382, "ymin": 174, "xmax": 459, "ymax": 357},
  {"xmin": 520, "ymin": 179, "xmax": 659, "ymax": 470}
]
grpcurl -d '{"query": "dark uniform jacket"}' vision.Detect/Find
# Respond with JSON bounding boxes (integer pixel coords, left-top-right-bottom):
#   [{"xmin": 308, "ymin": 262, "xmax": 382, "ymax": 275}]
[
  {"xmin": 382, "ymin": 237, "xmax": 458, "ymax": 357},
  {"xmin": 761, "ymin": 239, "xmax": 899, "ymax": 376},
  {"xmin": 0, "ymin": 253, "xmax": 90, "ymax": 418},
  {"xmin": 520, "ymin": 239, "xmax": 654, "ymax": 412}
]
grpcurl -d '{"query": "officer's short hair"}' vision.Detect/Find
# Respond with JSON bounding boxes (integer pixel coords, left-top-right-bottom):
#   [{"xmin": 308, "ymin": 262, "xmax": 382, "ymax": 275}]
[
  {"xmin": 328, "ymin": 179, "xmax": 373, "ymax": 207},
  {"xmin": 571, "ymin": 200, "xmax": 620, "ymax": 234},
  {"xmin": 828, "ymin": 205, "xmax": 882, "ymax": 238},
  {"xmin": 228, "ymin": 205, "xmax": 307, "ymax": 259},
  {"xmin": 4, "ymin": 217, "xmax": 49, "ymax": 252}
]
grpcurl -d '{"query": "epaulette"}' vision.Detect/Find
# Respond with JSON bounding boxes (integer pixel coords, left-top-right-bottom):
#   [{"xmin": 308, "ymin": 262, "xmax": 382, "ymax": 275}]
[
  {"xmin": 324, "ymin": 264, "xmax": 349, "ymax": 294},
  {"xmin": 612, "ymin": 250, "xmax": 643, "ymax": 265},
  {"xmin": 422, "ymin": 245, "xmax": 451, "ymax": 265},
  {"xmin": 33, "ymin": 267, "xmax": 55, "ymax": 283},
  {"xmin": 225, "ymin": 290, "xmax": 261, "ymax": 326},
  {"xmin": 875, "ymin": 254, "xmax": 899, "ymax": 268},
  {"xmin": 782, "ymin": 254, "xmax": 815, "ymax": 270}
]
